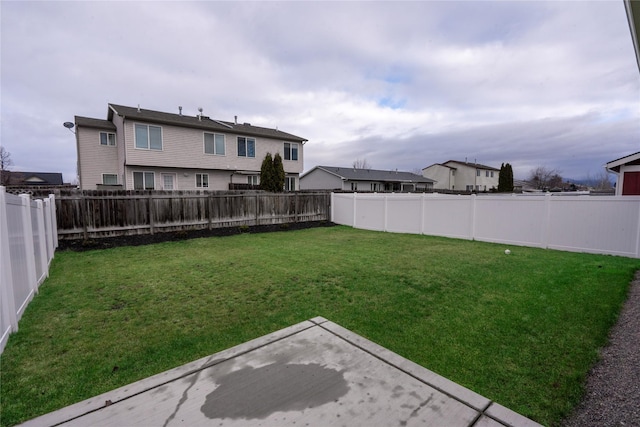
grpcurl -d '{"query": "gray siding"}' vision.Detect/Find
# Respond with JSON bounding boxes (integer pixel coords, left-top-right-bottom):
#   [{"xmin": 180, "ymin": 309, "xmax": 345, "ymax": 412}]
[{"xmin": 300, "ymin": 169, "xmax": 344, "ymax": 190}]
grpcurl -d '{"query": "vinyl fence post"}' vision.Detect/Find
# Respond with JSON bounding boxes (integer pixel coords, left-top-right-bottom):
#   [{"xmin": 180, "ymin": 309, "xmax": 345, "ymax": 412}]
[
  {"xmin": 352, "ymin": 192, "xmax": 357, "ymax": 228},
  {"xmin": 470, "ymin": 194, "xmax": 477, "ymax": 241},
  {"xmin": 543, "ymin": 193, "xmax": 552, "ymax": 249},
  {"xmin": 34, "ymin": 199, "xmax": 48, "ymax": 282},
  {"xmin": 0, "ymin": 187, "xmax": 18, "ymax": 351},
  {"xmin": 19, "ymin": 194, "xmax": 38, "ymax": 296}
]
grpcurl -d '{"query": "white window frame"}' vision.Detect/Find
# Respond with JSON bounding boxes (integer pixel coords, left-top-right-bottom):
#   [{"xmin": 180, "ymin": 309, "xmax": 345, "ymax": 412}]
[
  {"xmin": 284, "ymin": 142, "xmax": 299, "ymax": 161},
  {"xmin": 285, "ymin": 176, "xmax": 296, "ymax": 191},
  {"xmin": 237, "ymin": 136, "xmax": 256, "ymax": 158},
  {"xmin": 247, "ymin": 175, "xmax": 259, "ymax": 186},
  {"xmin": 134, "ymin": 123, "xmax": 163, "ymax": 151},
  {"xmin": 100, "ymin": 132, "xmax": 116, "ymax": 146},
  {"xmin": 196, "ymin": 173, "xmax": 209, "ymax": 188},
  {"xmin": 133, "ymin": 171, "xmax": 155, "ymax": 190},
  {"xmin": 102, "ymin": 174, "xmax": 118, "ymax": 185},
  {"xmin": 351, "ymin": 182, "xmax": 358, "ymax": 191},
  {"xmin": 161, "ymin": 173, "xmax": 177, "ymax": 190},
  {"xmin": 204, "ymin": 133, "xmax": 225, "ymax": 156}
]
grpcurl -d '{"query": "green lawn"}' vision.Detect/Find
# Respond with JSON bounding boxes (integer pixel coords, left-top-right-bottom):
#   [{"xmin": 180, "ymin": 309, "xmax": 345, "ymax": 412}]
[{"xmin": 1, "ymin": 226, "xmax": 638, "ymax": 426}]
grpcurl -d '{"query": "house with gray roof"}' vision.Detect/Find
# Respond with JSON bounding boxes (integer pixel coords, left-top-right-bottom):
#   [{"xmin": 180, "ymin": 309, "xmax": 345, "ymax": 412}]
[
  {"xmin": 299, "ymin": 166, "xmax": 435, "ymax": 192},
  {"xmin": 422, "ymin": 160, "xmax": 499, "ymax": 192},
  {"xmin": 73, "ymin": 104, "xmax": 306, "ymax": 191}
]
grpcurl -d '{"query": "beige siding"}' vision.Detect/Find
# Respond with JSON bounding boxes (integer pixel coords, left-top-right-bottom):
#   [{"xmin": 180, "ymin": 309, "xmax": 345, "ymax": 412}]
[
  {"xmin": 112, "ymin": 113, "xmax": 127, "ymax": 187},
  {"xmin": 423, "ymin": 165, "xmax": 454, "ymax": 190},
  {"xmin": 122, "ymin": 120, "xmax": 303, "ymax": 174},
  {"xmin": 124, "ymin": 167, "xmax": 248, "ymax": 191},
  {"xmin": 77, "ymin": 127, "xmax": 119, "ymax": 190}
]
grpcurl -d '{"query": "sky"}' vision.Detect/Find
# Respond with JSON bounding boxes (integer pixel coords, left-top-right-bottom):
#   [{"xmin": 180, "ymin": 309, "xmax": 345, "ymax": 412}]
[{"xmin": 1, "ymin": 1, "xmax": 638, "ymax": 184}]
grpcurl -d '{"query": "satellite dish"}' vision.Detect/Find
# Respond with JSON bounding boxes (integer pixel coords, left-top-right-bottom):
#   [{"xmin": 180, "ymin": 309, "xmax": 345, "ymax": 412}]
[{"xmin": 63, "ymin": 122, "xmax": 75, "ymax": 129}]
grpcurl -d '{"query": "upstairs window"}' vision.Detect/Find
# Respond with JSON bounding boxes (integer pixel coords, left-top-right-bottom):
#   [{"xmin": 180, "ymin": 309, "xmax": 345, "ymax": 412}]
[
  {"xmin": 237, "ymin": 137, "xmax": 255, "ymax": 157},
  {"xmin": 284, "ymin": 142, "xmax": 298, "ymax": 161},
  {"xmin": 204, "ymin": 133, "xmax": 225, "ymax": 155},
  {"xmin": 100, "ymin": 132, "xmax": 116, "ymax": 146},
  {"xmin": 476, "ymin": 169, "xmax": 481, "ymax": 177},
  {"xmin": 135, "ymin": 124, "xmax": 162, "ymax": 150},
  {"xmin": 486, "ymin": 170, "xmax": 489, "ymax": 177}
]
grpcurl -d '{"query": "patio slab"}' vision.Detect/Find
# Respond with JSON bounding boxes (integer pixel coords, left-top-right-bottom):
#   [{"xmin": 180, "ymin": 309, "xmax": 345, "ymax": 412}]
[{"xmin": 20, "ymin": 317, "xmax": 542, "ymax": 427}]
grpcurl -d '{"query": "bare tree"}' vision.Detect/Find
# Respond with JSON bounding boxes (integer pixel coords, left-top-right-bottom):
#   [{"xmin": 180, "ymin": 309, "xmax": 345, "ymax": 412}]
[
  {"xmin": 352, "ymin": 158, "xmax": 372, "ymax": 169},
  {"xmin": 529, "ymin": 166, "xmax": 562, "ymax": 190},
  {"xmin": 586, "ymin": 170, "xmax": 614, "ymax": 190},
  {"xmin": 0, "ymin": 146, "xmax": 13, "ymax": 186}
]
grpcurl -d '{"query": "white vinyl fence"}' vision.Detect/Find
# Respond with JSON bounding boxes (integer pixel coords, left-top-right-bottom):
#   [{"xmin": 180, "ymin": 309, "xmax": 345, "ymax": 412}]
[
  {"xmin": 1, "ymin": 187, "xmax": 58, "ymax": 354},
  {"xmin": 332, "ymin": 192, "xmax": 640, "ymax": 258}
]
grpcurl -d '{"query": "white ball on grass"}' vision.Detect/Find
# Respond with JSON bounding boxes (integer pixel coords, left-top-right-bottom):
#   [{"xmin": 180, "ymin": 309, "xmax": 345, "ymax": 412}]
[{"xmin": 504, "ymin": 249, "xmax": 511, "ymax": 255}]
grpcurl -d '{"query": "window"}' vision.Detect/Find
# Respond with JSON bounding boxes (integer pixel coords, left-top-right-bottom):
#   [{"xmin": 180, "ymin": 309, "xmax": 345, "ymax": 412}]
[
  {"xmin": 102, "ymin": 174, "xmax": 117, "ymax": 185},
  {"xmin": 162, "ymin": 174, "xmax": 175, "ymax": 190},
  {"xmin": 196, "ymin": 173, "xmax": 209, "ymax": 188},
  {"xmin": 285, "ymin": 177, "xmax": 296, "ymax": 191},
  {"xmin": 284, "ymin": 142, "xmax": 298, "ymax": 161},
  {"xmin": 135, "ymin": 124, "xmax": 162, "ymax": 150},
  {"xmin": 486, "ymin": 170, "xmax": 490, "ymax": 177},
  {"xmin": 371, "ymin": 183, "xmax": 379, "ymax": 191},
  {"xmin": 237, "ymin": 137, "xmax": 255, "ymax": 157},
  {"xmin": 204, "ymin": 133, "xmax": 225, "ymax": 155},
  {"xmin": 351, "ymin": 182, "xmax": 358, "ymax": 191},
  {"xmin": 491, "ymin": 171, "xmax": 494, "ymax": 178},
  {"xmin": 100, "ymin": 132, "xmax": 116, "ymax": 146},
  {"xmin": 248, "ymin": 175, "xmax": 259, "ymax": 185},
  {"xmin": 133, "ymin": 172, "xmax": 155, "ymax": 190},
  {"xmin": 476, "ymin": 169, "xmax": 481, "ymax": 177}
]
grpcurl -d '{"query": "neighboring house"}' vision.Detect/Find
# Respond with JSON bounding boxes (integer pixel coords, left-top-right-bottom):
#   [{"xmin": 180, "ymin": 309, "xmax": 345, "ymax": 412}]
[
  {"xmin": 2, "ymin": 171, "xmax": 65, "ymax": 186},
  {"xmin": 74, "ymin": 104, "xmax": 306, "ymax": 191},
  {"xmin": 422, "ymin": 160, "xmax": 499, "ymax": 192},
  {"xmin": 299, "ymin": 166, "xmax": 435, "ymax": 192},
  {"xmin": 606, "ymin": 151, "xmax": 640, "ymax": 196}
]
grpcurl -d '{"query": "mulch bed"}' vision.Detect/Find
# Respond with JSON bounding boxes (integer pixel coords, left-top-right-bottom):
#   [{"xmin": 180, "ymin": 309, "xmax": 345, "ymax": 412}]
[{"xmin": 58, "ymin": 221, "xmax": 337, "ymax": 252}]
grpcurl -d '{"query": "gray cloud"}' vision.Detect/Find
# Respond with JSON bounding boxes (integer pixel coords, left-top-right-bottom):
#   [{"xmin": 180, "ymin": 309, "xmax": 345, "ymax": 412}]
[{"xmin": 1, "ymin": 1, "xmax": 637, "ymax": 184}]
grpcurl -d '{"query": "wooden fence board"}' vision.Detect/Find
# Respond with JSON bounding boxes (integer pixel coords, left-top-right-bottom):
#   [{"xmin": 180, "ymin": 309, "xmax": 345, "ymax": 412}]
[{"xmin": 55, "ymin": 191, "xmax": 330, "ymax": 240}]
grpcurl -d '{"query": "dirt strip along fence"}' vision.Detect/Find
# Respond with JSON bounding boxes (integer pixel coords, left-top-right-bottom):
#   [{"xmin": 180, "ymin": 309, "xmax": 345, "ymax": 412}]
[{"xmin": 54, "ymin": 190, "xmax": 331, "ymax": 240}]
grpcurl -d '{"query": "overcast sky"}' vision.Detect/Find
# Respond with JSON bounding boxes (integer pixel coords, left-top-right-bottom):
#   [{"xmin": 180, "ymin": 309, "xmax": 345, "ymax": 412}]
[{"xmin": 1, "ymin": 1, "xmax": 638, "ymax": 184}]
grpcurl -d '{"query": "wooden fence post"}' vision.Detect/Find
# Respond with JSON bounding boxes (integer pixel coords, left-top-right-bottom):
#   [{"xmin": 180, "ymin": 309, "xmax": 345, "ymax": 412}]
[
  {"xmin": 208, "ymin": 192, "xmax": 213, "ymax": 231},
  {"xmin": 80, "ymin": 193, "xmax": 88, "ymax": 240},
  {"xmin": 148, "ymin": 193, "xmax": 155, "ymax": 235}
]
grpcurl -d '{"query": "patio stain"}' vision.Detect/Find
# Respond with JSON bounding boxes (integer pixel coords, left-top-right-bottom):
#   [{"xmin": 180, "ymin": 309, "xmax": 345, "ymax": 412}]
[{"xmin": 200, "ymin": 361, "xmax": 349, "ymax": 419}]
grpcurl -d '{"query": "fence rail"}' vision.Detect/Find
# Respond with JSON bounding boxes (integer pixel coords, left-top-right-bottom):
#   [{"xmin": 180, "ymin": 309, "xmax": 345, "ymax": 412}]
[
  {"xmin": 332, "ymin": 192, "xmax": 640, "ymax": 258},
  {"xmin": 1, "ymin": 187, "xmax": 58, "ymax": 354},
  {"xmin": 55, "ymin": 191, "xmax": 331, "ymax": 239}
]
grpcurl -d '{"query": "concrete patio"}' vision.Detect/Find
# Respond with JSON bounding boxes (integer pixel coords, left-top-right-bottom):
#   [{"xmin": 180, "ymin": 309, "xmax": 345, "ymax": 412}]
[{"xmin": 21, "ymin": 317, "xmax": 542, "ymax": 426}]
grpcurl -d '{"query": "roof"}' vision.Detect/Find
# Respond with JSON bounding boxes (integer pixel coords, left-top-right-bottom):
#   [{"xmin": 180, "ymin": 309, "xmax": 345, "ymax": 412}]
[
  {"xmin": 605, "ymin": 151, "xmax": 640, "ymax": 173},
  {"xmin": 305, "ymin": 166, "xmax": 435, "ymax": 183},
  {"xmin": 9, "ymin": 171, "xmax": 64, "ymax": 185},
  {"xmin": 443, "ymin": 160, "xmax": 500, "ymax": 171},
  {"xmin": 75, "ymin": 116, "xmax": 117, "ymax": 131},
  {"xmin": 106, "ymin": 104, "xmax": 307, "ymax": 143},
  {"xmin": 422, "ymin": 163, "xmax": 457, "ymax": 171}
]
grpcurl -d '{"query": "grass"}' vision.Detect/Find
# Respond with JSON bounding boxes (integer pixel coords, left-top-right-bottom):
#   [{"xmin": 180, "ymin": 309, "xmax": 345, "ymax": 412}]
[{"xmin": 1, "ymin": 226, "xmax": 638, "ymax": 426}]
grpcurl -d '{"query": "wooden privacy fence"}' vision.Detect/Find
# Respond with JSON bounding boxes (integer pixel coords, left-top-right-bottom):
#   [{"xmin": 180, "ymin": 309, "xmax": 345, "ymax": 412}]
[
  {"xmin": 1, "ymin": 187, "xmax": 58, "ymax": 354},
  {"xmin": 56, "ymin": 190, "xmax": 331, "ymax": 240}
]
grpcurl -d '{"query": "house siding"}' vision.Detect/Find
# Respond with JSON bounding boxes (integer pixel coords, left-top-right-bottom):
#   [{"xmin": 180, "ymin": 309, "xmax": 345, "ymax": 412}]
[
  {"xmin": 423, "ymin": 165, "xmax": 455, "ymax": 190},
  {"xmin": 300, "ymin": 169, "xmax": 344, "ymax": 190},
  {"xmin": 443, "ymin": 162, "xmax": 499, "ymax": 192},
  {"xmin": 121, "ymin": 119, "xmax": 303, "ymax": 174},
  {"xmin": 77, "ymin": 126, "xmax": 119, "ymax": 189}
]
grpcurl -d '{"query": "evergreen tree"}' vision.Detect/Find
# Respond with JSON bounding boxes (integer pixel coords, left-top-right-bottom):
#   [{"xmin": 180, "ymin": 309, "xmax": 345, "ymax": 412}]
[
  {"xmin": 260, "ymin": 153, "xmax": 275, "ymax": 191},
  {"xmin": 273, "ymin": 153, "xmax": 285, "ymax": 192},
  {"xmin": 498, "ymin": 163, "xmax": 507, "ymax": 192},
  {"xmin": 498, "ymin": 163, "xmax": 514, "ymax": 192},
  {"xmin": 505, "ymin": 163, "xmax": 514, "ymax": 192}
]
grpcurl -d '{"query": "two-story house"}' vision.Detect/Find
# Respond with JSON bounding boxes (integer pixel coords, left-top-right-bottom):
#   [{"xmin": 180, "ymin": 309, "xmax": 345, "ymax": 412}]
[
  {"xmin": 73, "ymin": 104, "xmax": 306, "ymax": 191},
  {"xmin": 422, "ymin": 160, "xmax": 499, "ymax": 192}
]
